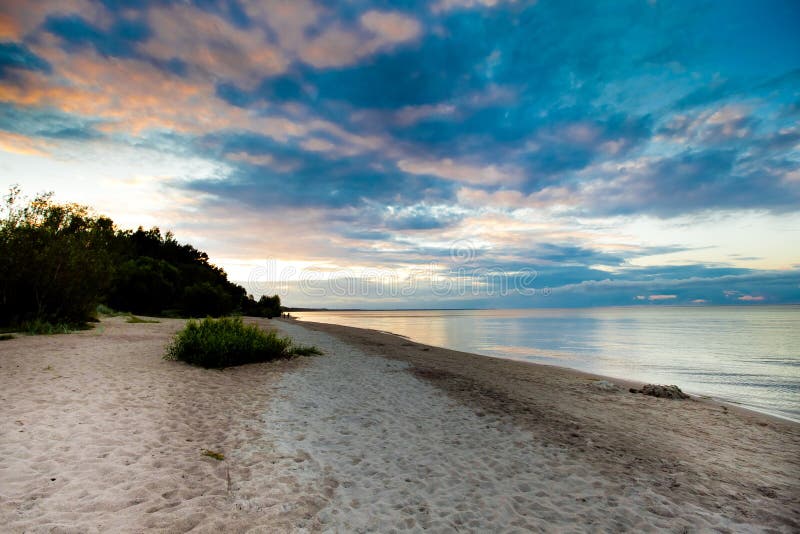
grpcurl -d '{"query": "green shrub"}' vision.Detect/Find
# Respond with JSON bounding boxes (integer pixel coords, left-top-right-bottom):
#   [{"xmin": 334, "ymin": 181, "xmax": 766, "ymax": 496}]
[
  {"xmin": 0, "ymin": 333, "xmax": 13, "ymax": 341},
  {"xmin": 165, "ymin": 316, "xmax": 309, "ymax": 368}
]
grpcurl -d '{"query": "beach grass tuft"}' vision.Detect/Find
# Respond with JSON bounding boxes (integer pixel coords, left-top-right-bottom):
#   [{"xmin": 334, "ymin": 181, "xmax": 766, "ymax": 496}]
[
  {"xmin": 292, "ymin": 344, "xmax": 323, "ymax": 356},
  {"xmin": 20, "ymin": 320, "xmax": 86, "ymax": 335},
  {"xmin": 201, "ymin": 449, "xmax": 225, "ymax": 461},
  {"xmin": 126, "ymin": 315, "xmax": 160, "ymax": 324},
  {"xmin": 164, "ymin": 316, "xmax": 319, "ymax": 368},
  {"xmin": 0, "ymin": 333, "xmax": 13, "ymax": 341}
]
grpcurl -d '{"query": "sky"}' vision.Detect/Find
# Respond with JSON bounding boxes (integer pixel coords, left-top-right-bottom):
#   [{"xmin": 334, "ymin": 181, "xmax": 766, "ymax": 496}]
[{"xmin": 1, "ymin": 0, "xmax": 799, "ymax": 308}]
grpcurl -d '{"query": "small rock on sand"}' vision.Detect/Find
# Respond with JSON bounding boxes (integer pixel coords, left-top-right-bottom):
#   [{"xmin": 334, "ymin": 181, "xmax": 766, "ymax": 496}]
[{"xmin": 629, "ymin": 384, "xmax": 689, "ymax": 400}]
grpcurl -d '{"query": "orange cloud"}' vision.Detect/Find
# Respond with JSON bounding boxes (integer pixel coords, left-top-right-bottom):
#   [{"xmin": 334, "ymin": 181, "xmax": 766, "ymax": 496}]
[
  {"xmin": 243, "ymin": 0, "xmax": 322, "ymax": 52},
  {"xmin": 0, "ymin": 1, "xmax": 111, "ymax": 40},
  {"xmin": 738, "ymin": 295, "xmax": 765, "ymax": 301},
  {"xmin": 2, "ymin": 44, "xmax": 307, "ymax": 141},
  {"xmin": 360, "ymin": 11, "xmax": 421, "ymax": 44},
  {"xmin": 241, "ymin": 3, "xmax": 421, "ymax": 69},
  {"xmin": 398, "ymin": 157, "xmax": 523, "ymax": 186},
  {"xmin": 299, "ymin": 10, "xmax": 421, "ymax": 68},
  {"xmin": 0, "ymin": 12, "xmax": 20, "ymax": 40},
  {"xmin": 0, "ymin": 131, "xmax": 50, "ymax": 156},
  {"xmin": 142, "ymin": 4, "xmax": 287, "ymax": 89},
  {"xmin": 0, "ymin": 53, "xmax": 215, "ymax": 135}
]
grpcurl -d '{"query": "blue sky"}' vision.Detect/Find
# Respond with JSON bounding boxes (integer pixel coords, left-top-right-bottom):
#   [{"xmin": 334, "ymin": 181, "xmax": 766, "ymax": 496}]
[{"xmin": 1, "ymin": 0, "xmax": 799, "ymax": 307}]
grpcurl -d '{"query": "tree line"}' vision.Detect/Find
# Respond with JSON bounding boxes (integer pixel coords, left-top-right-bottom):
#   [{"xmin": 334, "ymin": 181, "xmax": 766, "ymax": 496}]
[{"xmin": 0, "ymin": 187, "xmax": 282, "ymax": 328}]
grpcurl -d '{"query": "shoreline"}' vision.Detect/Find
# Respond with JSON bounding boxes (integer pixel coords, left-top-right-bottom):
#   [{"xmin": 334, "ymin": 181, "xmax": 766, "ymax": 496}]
[
  {"xmin": 290, "ymin": 317, "xmax": 800, "ymax": 427},
  {"xmin": 290, "ymin": 316, "xmax": 800, "ymax": 425}
]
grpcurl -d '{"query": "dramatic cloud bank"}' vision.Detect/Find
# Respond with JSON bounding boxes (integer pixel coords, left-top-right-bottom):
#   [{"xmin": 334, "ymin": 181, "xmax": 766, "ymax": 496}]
[{"xmin": 1, "ymin": 0, "xmax": 799, "ymax": 307}]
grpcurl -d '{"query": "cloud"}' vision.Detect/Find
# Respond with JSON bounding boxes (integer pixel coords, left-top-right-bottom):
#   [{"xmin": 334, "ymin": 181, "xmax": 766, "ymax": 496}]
[
  {"xmin": 0, "ymin": 130, "xmax": 50, "ymax": 155},
  {"xmin": 569, "ymin": 147, "xmax": 800, "ymax": 217},
  {"xmin": 0, "ymin": 0, "xmax": 109, "ymax": 41},
  {"xmin": 142, "ymin": 4, "xmax": 287, "ymax": 89},
  {"xmin": 298, "ymin": 11, "xmax": 421, "ymax": 68},
  {"xmin": 242, "ymin": 0, "xmax": 322, "ymax": 53},
  {"xmin": 658, "ymin": 106, "xmax": 756, "ymax": 145},
  {"xmin": 432, "ymin": 0, "xmax": 519, "ymax": 13},
  {"xmin": 360, "ymin": 11, "xmax": 422, "ymax": 46},
  {"xmin": 383, "ymin": 205, "xmax": 463, "ymax": 231},
  {"xmin": 397, "ymin": 157, "xmax": 522, "ymax": 186},
  {"xmin": 0, "ymin": 13, "xmax": 20, "ymax": 40},
  {"xmin": 648, "ymin": 294, "xmax": 677, "ymax": 301},
  {"xmin": 0, "ymin": 102, "xmax": 101, "ymax": 141},
  {"xmin": 0, "ymin": 42, "xmax": 51, "ymax": 77},
  {"xmin": 738, "ymin": 295, "xmax": 765, "ymax": 302},
  {"xmin": 241, "ymin": 4, "xmax": 424, "ymax": 71},
  {"xmin": 43, "ymin": 13, "xmax": 150, "ymax": 59},
  {"xmin": 393, "ymin": 103, "xmax": 457, "ymax": 126},
  {"xmin": 182, "ymin": 131, "xmax": 454, "ymax": 211}
]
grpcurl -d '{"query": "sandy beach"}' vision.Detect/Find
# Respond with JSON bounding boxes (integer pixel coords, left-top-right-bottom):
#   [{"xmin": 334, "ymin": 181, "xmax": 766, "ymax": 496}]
[
  {"xmin": 0, "ymin": 317, "xmax": 317, "ymax": 532},
  {"xmin": 1, "ymin": 316, "xmax": 798, "ymax": 532}
]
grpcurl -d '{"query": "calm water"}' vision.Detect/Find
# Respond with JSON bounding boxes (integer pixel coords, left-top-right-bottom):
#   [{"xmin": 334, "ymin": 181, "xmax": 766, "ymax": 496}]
[{"xmin": 293, "ymin": 307, "xmax": 800, "ymax": 422}]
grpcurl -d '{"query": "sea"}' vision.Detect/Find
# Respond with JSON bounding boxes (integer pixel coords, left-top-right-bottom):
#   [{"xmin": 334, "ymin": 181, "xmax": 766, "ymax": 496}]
[{"xmin": 292, "ymin": 306, "xmax": 800, "ymax": 422}]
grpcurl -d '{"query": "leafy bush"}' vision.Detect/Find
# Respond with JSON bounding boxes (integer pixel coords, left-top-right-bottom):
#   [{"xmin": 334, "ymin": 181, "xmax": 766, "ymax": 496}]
[{"xmin": 164, "ymin": 316, "xmax": 316, "ymax": 368}]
